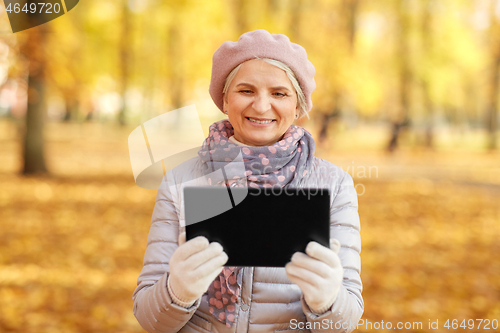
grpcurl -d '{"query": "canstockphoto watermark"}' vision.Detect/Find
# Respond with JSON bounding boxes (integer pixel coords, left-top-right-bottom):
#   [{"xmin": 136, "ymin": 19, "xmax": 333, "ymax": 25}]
[
  {"xmin": 3, "ymin": 0, "xmax": 79, "ymax": 33},
  {"xmin": 128, "ymin": 105, "xmax": 379, "ymax": 193},
  {"xmin": 248, "ymin": 186, "xmax": 330, "ymax": 200},
  {"xmin": 341, "ymin": 161, "xmax": 378, "ymax": 197},
  {"xmin": 341, "ymin": 160, "xmax": 379, "ymax": 180},
  {"xmin": 290, "ymin": 318, "xmax": 500, "ymax": 331},
  {"xmin": 246, "ymin": 161, "xmax": 377, "ymax": 196},
  {"xmin": 248, "ymin": 161, "xmax": 379, "ymax": 181},
  {"xmin": 290, "ymin": 318, "xmax": 424, "ymax": 331}
]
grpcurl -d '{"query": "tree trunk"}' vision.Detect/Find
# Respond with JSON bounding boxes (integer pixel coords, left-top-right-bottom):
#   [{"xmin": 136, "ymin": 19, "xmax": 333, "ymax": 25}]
[
  {"xmin": 387, "ymin": 118, "xmax": 410, "ymax": 152},
  {"xmin": 118, "ymin": 1, "xmax": 131, "ymax": 125},
  {"xmin": 318, "ymin": 109, "xmax": 341, "ymax": 143},
  {"xmin": 343, "ymin": 0, "xmax": 359, "ymax": 53},
  {"xmin": 21, "ymin": 25, "xmax": 48, "ymax": 174},
  {"xmin": 63, "ymin": 94, "xmax": 79, "ymax": 122},
  {"xmin": 314, "ymin": 1, "xmax": 358, "ymax": 144},
  {"xmin": 233, "ymin": 0, "xmax": 250, "ymax": 35},
  {"xmin": 288, "ymin": 0, "xmax": 303, "ymax": 42},
  {"xmin": 387, "ymin": 0, "xmax": 412, "ymax": 152},
  {"xmin": 421, "ymin": 0, "xmax": 434, "ymax": 148},
  {"xmin": 167, "ymin": 23, "xmax": 183, "ymax": 110},
  {"xmin": 486, "ymin": 56, "xmax": 500, "ymax": 150},
  {"xmin": 487, "ymin": 0, "xmax": 500, "ymax": 151},
  {"xmin": 422, "ymin": 83, "xmax": 434, "ymax": 148}
]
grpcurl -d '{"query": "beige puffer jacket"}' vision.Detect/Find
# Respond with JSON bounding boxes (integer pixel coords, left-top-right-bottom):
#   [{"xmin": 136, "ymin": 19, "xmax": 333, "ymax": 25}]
[{"xmin": 133, "ymin": 156, "xmax": 363, "ymax": 333}]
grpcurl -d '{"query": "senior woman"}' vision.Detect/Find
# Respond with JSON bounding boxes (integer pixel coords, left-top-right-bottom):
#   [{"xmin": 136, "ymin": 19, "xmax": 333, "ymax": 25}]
[{"xmin": 133, "ymin": 30, "xmax": 363, "ymax": 333}]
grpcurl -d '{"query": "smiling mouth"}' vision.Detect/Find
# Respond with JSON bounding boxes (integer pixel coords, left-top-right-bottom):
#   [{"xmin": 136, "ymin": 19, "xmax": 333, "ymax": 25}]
[{"xmin": 247, "ymin": 117, "xmax": 275, "ymax": 124}]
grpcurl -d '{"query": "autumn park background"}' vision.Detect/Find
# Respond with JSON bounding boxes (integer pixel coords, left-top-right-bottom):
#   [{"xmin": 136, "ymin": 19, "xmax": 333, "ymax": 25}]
[{"xmin": 0, "ymin": 0, "xmax": 499, "ymax": 332}]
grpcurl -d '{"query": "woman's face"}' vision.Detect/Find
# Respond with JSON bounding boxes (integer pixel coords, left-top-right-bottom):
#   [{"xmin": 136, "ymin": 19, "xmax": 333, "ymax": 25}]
[{"xmin": 223, "ymin": 59, "xmax": 298, "ymax": 147}]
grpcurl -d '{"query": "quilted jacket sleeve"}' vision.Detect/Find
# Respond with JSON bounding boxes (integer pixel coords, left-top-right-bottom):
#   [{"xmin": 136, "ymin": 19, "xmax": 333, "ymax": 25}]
[
  {"xmin": 301, "ymin": 168, "xmax": 364, "ymax": 333},
  {"xmin": 132, "ymin": 173, "xmax": 200, "ymax": 332}
]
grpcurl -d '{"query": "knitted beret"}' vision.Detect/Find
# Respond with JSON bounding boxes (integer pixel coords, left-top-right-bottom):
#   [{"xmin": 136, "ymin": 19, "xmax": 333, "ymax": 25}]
[{"xmin": 209, "ymin": 29, "xmax": 316, "ymax": 114}]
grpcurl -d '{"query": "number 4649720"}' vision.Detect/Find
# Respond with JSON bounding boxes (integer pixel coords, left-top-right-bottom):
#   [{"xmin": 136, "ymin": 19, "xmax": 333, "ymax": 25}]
[
  {"xmin": 444, "ymin": 319, "xmax": 498, "ymax": 330},
  {"xmin": 6, "ymin": 2, "xmax": 62, "ymax": 14}
]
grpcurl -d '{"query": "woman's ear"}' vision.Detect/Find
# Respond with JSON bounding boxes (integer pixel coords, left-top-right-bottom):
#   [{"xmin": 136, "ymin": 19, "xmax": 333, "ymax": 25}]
[{"xmin": 223, "ymin": 93, "xmax": 228, "ymax": 110}]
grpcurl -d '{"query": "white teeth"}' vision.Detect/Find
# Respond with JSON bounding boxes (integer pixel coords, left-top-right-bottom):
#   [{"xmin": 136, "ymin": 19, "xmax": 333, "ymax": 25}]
[{"xmin": 248, "ymin": 118, "xmax": 273, "ymax": 124}]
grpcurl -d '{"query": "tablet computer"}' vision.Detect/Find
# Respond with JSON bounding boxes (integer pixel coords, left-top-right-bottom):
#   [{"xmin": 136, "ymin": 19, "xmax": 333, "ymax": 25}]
[{"xmin": 184, "ymin": 187, "xmax": 330, "ymax": 267}]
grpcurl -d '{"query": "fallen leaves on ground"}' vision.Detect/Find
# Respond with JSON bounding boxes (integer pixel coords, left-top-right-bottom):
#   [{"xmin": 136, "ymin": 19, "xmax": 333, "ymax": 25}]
[{"xmin": 1, "ymin": 121, "xmax": 499, "ymax": 332}]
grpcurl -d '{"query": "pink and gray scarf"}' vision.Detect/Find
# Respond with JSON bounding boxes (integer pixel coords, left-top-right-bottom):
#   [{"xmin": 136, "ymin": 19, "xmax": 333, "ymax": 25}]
[{"xmin": 197, "ymin": 119, "xmax": 315, "ymax": 327}]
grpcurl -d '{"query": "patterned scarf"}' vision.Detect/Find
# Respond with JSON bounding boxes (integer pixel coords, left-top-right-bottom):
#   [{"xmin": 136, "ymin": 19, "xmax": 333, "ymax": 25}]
[{"xmin": 197, "ymin": 119, "xmax": 315, "ymax": 327}]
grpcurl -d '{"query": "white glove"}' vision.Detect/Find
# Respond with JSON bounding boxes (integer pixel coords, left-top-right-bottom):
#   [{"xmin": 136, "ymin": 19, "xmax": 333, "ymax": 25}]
[
  {"xmin": 285, "ymin": 238, "xmax": 343, "ymax": 314},
  {"xmin": 167, "ymin": 232, "xmax": 228, "ymax": 307}
]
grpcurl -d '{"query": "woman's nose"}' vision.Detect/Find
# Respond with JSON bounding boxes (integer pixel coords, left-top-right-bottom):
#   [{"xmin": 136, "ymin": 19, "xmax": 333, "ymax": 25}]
[{"xmin": 252, "ymin": 93, "xmax": 271, "ymax": 113}]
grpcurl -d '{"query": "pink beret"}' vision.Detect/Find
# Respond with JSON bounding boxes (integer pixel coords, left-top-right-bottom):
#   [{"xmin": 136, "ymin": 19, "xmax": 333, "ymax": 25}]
[{"xmin": 209, "ymin": 29, "xmax": 316, "ymax": 114}]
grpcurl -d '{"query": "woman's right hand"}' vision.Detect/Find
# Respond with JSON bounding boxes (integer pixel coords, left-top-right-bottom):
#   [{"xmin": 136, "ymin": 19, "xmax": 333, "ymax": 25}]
[{"xmin": 167, "ymin": 232, "xmax": 228, "ymax": 306}]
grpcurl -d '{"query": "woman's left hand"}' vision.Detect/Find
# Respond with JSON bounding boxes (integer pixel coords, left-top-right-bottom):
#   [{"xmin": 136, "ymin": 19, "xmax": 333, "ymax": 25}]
[{"xmin": 285, "ymin": 238, "xmax": 343, "ymax": 314}]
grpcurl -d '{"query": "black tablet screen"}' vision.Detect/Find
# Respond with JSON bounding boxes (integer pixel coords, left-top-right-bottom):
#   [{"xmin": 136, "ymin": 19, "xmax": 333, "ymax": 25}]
[{"xmin": 184, "ymin": 187, "xmax": 330, "ymax": 267}]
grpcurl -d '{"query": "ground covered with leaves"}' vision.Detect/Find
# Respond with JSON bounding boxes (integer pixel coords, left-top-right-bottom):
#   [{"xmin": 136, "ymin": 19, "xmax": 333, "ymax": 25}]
[{"xmin": 1, "ymin": 122, "xmax": 499, "ymax": 332}]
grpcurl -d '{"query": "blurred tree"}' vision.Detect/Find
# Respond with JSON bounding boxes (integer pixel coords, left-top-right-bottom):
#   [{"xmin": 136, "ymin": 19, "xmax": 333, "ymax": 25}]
[
  {"xmin": 52, "ymin": 5, "xmax": 84, "ymax": 122},
  {"xmin": 288, "ymin": 0, "xmax": 303, "ymax": 42},
  {"xmin": 19, "ymin": 24, "xmax": 49, "ymax": 174},
  {"xmin": 162, "ymin": 0, "xmax": 196, "ymax": 113},
  {"xmin": 232, "ymin": 0, "xmax": 250, "ymax": 35},
  {"xmin": 167, "ymin": 22, "xmax": 183, "ymax": 110},
  {"xmin": 419, "ymin": 0, "xmax": 434, "ymax": 148},
  {"xmin": 118, "ymin": 0, "xmax": 132, "ymax": 125},
  {"xmin": 487, "ymin": 0, "xmax": 500, "ymax": 150},
  {"xmin": 312, "ymin": 0, "xmax": 359, "ymax": 144},
  {"xmin": 344, "ymin": 0, "xmax": 359, "ymax": 54},
  {"xmin": 387, "ymin": 0, "xmax": 412, "ymax": 152}
]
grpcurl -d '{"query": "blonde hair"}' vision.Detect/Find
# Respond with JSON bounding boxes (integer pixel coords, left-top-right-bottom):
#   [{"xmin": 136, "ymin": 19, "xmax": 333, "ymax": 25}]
[{"xmin": 222, "ymin": 58, "xmax": 308, "ymax": 119}]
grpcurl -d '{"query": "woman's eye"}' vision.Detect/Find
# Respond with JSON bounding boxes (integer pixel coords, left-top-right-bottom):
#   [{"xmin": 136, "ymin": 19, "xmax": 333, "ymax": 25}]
[
  {"xmin": 274, "ymin": 92, "xmax": 286, "ymax": 97},
  {"xmin": 239, "ymin": 90, "xmax": 252, "ymax": 94}
]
